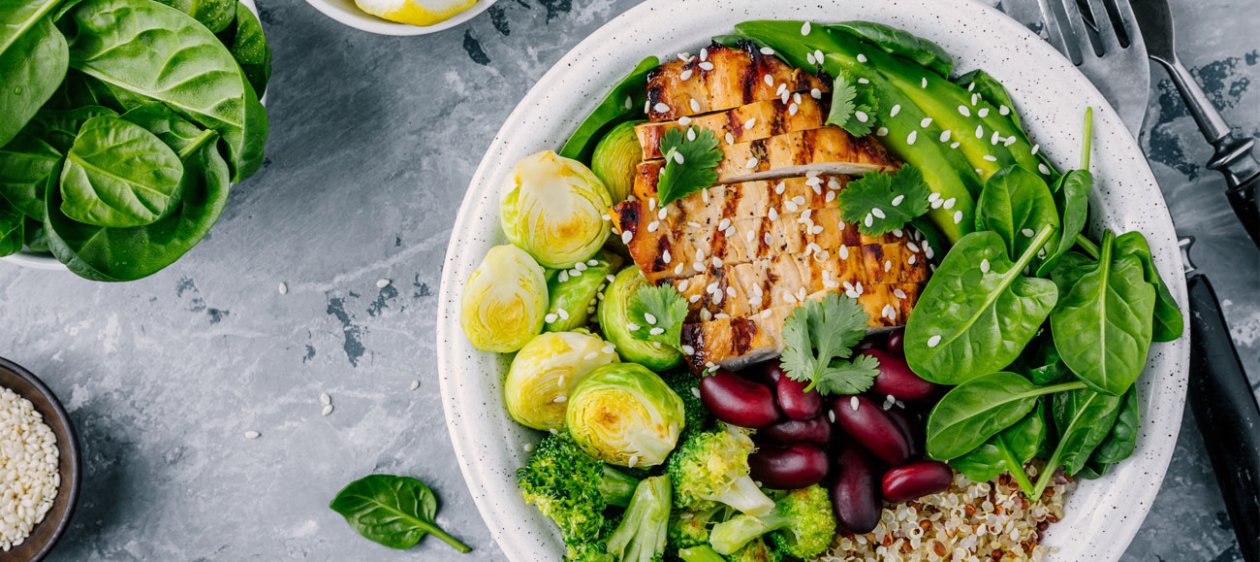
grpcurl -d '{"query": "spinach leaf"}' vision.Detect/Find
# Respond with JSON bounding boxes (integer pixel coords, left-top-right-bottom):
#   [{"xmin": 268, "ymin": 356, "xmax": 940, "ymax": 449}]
[
  {"xmin": 66, "ymin": 0, "xmax": 268, "ymax": 180},
  {"xmin": 1038, "ymin": 109, "xmax": 1093, "ymax": 276},
  {"xmin": 926, "ymin": 371, "xmax": 1082, "ymax": 460},
  {"xmin": 0, "ymin": 134, "xmax": 61, "ymax": 219},
  {"xmin": 1050, "ymin": 232, "xmax": 1156, "ymax": 395},
  {"xmin": 1090, "ymin": 384, "xmax": 1139, "ymax": 465},
  {"xmin": 122, "ymin": 104, "xmax": 217, "ymax": 156},
  {"xmin": 975, "ymin": 165, "xmax": 1060, "ymax": 262},
  {"xmin": 829, "ymin": 21, "xmax": 953, "ymax": 78},
  {"xmin": 59, "ymin": 115, "xmax": 185, "ymax": 228},
  {"xmin": 558, "ymin": 56, "xmax": 658, "ymax": 164},
  {"xmin": 1020, "ymin": 337, "xmax": 1072, "ymax": 385},
  {"xmin": 0, "ymin": 0, "xmax": 68, "ymax": 148},
  {"xmin": 954, "ymin": 69, "xmax": 1020, "ymax": 127},
  {"xmin": 153, "ymin": 0, "xmax": 236, "ymax": 33},
  {"xmin": 904, "ymin": 227, "xmax": 1059, "ymax": 385},
  {"xmin": 23, "ymin": 217, "xmax": 49, "ymax": 253},
  {"xmin": 1048, "ymin": 388, "xmax": 1124, "ymax": 476},
  {"xmin": 1113, "ymin": 231, "xmax": 1184, "ymax": 342},
  {"xmin": 951, "ymin": 401, "xmax": 1045, "ymax": 488},
  {"xmin": 0, "ymin": 199, "xmax": 24, "ymax": 257},
  {"xmin": 217, "ymin": 1, "xmax": 270, "ymax": 97},
  {"xmin": 329, "ymin": 474, "xmax": 471, "ymax": 553},
  {"xmin": 24, "ymin": 105, "xmax": 119, "ymax": 153}
]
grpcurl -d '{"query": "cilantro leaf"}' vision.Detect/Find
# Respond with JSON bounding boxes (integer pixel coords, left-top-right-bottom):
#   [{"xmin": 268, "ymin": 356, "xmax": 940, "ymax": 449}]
[
  {"xmin": 837, "ymin": 164, "xmax": 931, "ymax": 236},
  {"xmin": 628, "ymin": 284, "xmax": 689, "ymax": 349},
  {"xmin": 656, "ymin": 127, "xmax": 721, "ymax": 206},
  {"xmin": 825, "ymin": 73, "xmax": 877, "ymax": 137},
  {"xmin": 780, "ymin": 293, "xmax": 877, "ymax": 395}
]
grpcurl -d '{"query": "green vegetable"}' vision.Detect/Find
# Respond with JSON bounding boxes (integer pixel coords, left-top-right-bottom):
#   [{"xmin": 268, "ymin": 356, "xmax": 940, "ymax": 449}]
[
  {"xmin": 667, "ymin": 428, "xmax": 774, "ymax": 516},
  {"xmin": 58, "ymin": 114, "xmax": 185, "ymax": 227},
  {"xmin": 904, "ymin": 227, "xmax": 1059, "ymax": 385},
  {"xmin": 154, "ymin": 0, "xmax": 236, "ymax": 33},
  {"xmin": 500, "ymin": 150, "xmax": 612, "ymax": 269},
  {"xmin": 830, "ymin": 20, "xmax": 953, "ymax": 78},
  {"xmin": 0, "ymin": 200, "xmax": 25, "ymax": 257},
  {"xmin": 1090, "ymin": 384, "xmax": 1139, "ymax": 465},
  {"xmin": 329, "ymin": 474, "xmax": 471, "ymax": 553},
  {"xmin": 708, "ymin": 485, "xmax": 836, "ymax": 559},
  {"xmin": 668, "ymin": 505, "xmax": 728, "ymax": 550},
  {"xmin": 566, "ymin": 362, "xmax": 685, "ymax": 468},
  {"xmin": 503, "ymin": 331, "xmax": 618, "ymax": 431},
  {"xmin": 678, "ymin": 545, "xmax": 728, "ymax": 562},
  {"xmin": 66, "ymin": 0, "xmax": 268, "ymax": 180},
  {"xmin": 679, "ymin": 541, "xmax": 783, "ymax": 562},
  {"xmin": 628, "ymin": 284, "xmax": 689, "ymax": 350},
  {"xmin": 518, "ymin": 433, "xmax": 640, "ymax": 542},
  {"xmin": 1050, "ymin": 231, "xmax": 1155, "ymax": 395},
  {"xmin": 656, "ymin": 127, "xmax": 722, "ymax": 207},
  {"xmin": 459, "ymin": 245, "xmax": 549, "ymax": 353},
  {"xmin": 1018, "ymin": 337, "xmax": 1072, "ymax": 385},
  {"xmin": 824, "ymin": 73, "xmax": 877, "ymax": 137},
  {"xmin": 22, "ymin": 217, "xmax": 48, "ymax": 253},
  {"xmin": 1113, "ymin": 231, "xmax": 1184, "ymax": 342},
  {"xmin": 598, "ymin": 267, "xmax": 683, "ymax": 371},
  {"xmin": 974, "ymin": 165, "xmax": 1060, "ymax": 262},
  {"xmin": 22, "ymin": 105, "xmax": 119, "ymax": 154},
  {"xmin": 951, "ymin": 401, "xmax": 1046, "ymax": 495},
  {"xmin": 1031, "ymin": 388, "xmax": 1124, "ymax": 497},
  {"xmin": 590, "ymin": 120, "xmax": 642, "ymax": 203},
  {"xmin": 606, "ymin": 475, "xmax": 671, "ymax": 562},
  {"xmin": 1036, "ymin": 109, "xmax": 1093, "ymax": 277},
  {"xmin": 926, "ymin": 371, "xmax": 1083, "ymax": 460},
  {"xmin": 779, "ymin": 292, "xmax": 880, "ymax": 395},
  {"xmin": 0, "ymin": 133, "xmax": 61, "ymax": 219},
  {"xmin": 660, "ymin": 371, "xmax": 714, "ymax": 440},
  {"xmin": 544, "ymin": 252, "xmax": 619, "ymax": 332},
  {"xmin": 953, "ymin": 69, "xmax": 1019, "ymax": 127},
  {"xmin": 0, "ymin": 0, "xmax": 68, "ymax": 148},
  {"xmin": 837, "ymin": 164, "xmax": 932, "ymax": 236},
  {"xmin": 217, "ymin": 1, "xmax": 271, "ymax": 97},
  {"xmin": 559, "ymin": 56, "xmax": 658, "ymax": 164}
]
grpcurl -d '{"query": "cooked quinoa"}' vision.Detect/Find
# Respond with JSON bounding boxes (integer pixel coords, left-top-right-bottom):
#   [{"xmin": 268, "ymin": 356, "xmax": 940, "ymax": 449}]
[
  {"xmin": 820, "ymin": 467, "xmax": 1074, "ymax": 562},
  {"xmin": 0, "ymin": 386, "xmax": 60, "ymax": 551}
]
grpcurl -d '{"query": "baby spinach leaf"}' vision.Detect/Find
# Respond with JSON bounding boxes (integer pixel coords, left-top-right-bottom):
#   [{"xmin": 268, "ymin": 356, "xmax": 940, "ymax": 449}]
[
  {"xmin": 153, "ymin": 0, "xmax": 236, "ymax": 33},
  {"xmin": 628, "ymin": 284, "xmax": 689, "ymax": 350},
  {"xmin": 836, "ymin": 164, "xmax": 931, "ymax": 236},
  {"xmin": 829, "ymin": 21, "xmax": 953, "ymax": 78},
  {"xmin": 66, "ymin": 0, "xmax": 268, "ymax": 180},
  {"xmin": 0, "ymin": 199, "xmax": 25, "ymax": 257},
  {"xmin": 780, "ymin": 292, "xmax": 878, "ymax": 395},
  {"xmin": 23, "ymin": 217, "xmax": 49, "ymax": 253},
  {"xmin": 0, "ymin": 134, "xmax": 61, "ymax": 219},
  {"xmin": 655, "ymin": 127, "xmax": 721, "ymax": 206},
  {"xmin": 559, "ymin": 56, "xmax": 658, "ymax": 164},
  {"xmin": 59, "ymin": 115, "xmax": 185, "ymax": 228},
  {"xmin": 1050, "ymin": 232, "xmax": 1156, "ymax": 396},
  {"xmin": 926, "ymin": 371, "xmax": 1082, "ymax": 460},
  {"xmin": 950, "ymin": 401, "xmax": 1045, "ymax": 489},
  {"xmin": 1038, "ymin": 109, "xmax": 1094, "ymax": 276},
  {"xmin": 122, "ymin": 104, "xmax": 217, "ymax": 157},
  {"xmin": 1048, "ymin": 388, "xmax": 1124, "ymax": 476},
  {"xmin": 1090, "ymin": 385, "xmax": 1139, "ymax": 465},
  {"xmin": 1020, "ymin": 337, "xmax": 1072, "ymax": 385},
  {"xmin": 0, "ymin": 0, "xmax": 68, "ymax": 148},
  {"xmin": 1113, "ymin": 231, "xmax": 1184, "ymax": 342},
  {"xmin": 218, "ymin": 1, "xmax": 270, "ymax": 97},
  {"xmin": 330, "ymin": 474, "xmax": 471, "ymax": 553},
  {"xmin": 975, "ymin": 165, "xmax": 1060, "ymax": 262},
  {"xmin": 904, "ymin": 227, "xmax": 1059, "ymax": 385},
  {"xmin": 23, "ymin": 105, "xmax": 119, "ymax": 153}
]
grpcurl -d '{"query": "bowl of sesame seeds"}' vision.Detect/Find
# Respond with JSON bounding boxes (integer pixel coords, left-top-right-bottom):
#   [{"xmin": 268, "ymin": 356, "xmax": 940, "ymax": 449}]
[{"xmin": 0, "ymin": 357, "xmax": 80, "ymax": 561}]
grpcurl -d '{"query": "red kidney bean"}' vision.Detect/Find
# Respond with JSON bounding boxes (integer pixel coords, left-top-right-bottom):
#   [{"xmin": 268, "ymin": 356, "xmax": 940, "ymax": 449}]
[
  {"xmin": 830, "ymin": 444, "xmax": 882, "ymax": 533},
  {"xmin": 749, "ymin": 443, "xmax": 829, "ymax": 489},
  {"xmin": 700, "ymin": 370, "xmax": 780, "ymax": 428},
  {"xmin": 883, "ymin": 406, "xmax": 922, "ymax": 459},
  {"xmin": 881, "ymin": 461, "xmax": 954, "ymax": 502},
  {"xmin": 760, "ymin": 416, "xmax": 831, "ymax": 445},
  {"xmin": 885, "ymin": 329, "xmax": 905, "ymax": 355},
  {"xmin": 864, "ymin": 349, "xmax": 937, "ymax": 402},
  {"xmin": 758, "ymin": 361, "xmax": 785, "ymax": 386},
  {"xmin": 776, "ymin": 374, "xmax": 822, "ymax": 420},
  {"xmin": 855, "ymin": 336, "xmax": 881, "ymax": 352},
  {"xmin": 830, "ymin": 395, "xmax": 911, "ymax": 466}
]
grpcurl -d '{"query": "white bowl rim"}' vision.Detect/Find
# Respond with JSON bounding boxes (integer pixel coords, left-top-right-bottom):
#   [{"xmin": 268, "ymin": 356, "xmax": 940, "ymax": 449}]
[
  {"xmin": 303, "ymin": 0, "xmax": 496, "ymax": 36},
  {"xmin": 437, "ymin": 1, "xmax": 1190, "ymax": 560}
]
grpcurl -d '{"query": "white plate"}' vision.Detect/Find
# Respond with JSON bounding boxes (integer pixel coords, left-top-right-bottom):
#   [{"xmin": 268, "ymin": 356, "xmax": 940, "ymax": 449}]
[
  {"xmin": 436, "ymin": 1, "xmax": 1190, "ymax": 560},
  {"xmin": 304, "ymin": 0, "xmax": 495, "ymax": 36}
]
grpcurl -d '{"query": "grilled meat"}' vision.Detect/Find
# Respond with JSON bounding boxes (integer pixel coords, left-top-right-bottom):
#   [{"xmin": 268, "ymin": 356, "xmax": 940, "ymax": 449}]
[
  {"xmin": 635, "ymin": 96, "xmax": 829, "ymax": 159},
  {"xmin": 646, "ymin": 43, "xmax": 829, "ymax": 122}
]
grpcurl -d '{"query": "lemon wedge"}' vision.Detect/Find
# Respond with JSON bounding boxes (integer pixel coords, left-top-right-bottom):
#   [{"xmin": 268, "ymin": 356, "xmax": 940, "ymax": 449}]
[{"xmin": 354, "ymin": 0, "xmax": 478, "ymax": 26}]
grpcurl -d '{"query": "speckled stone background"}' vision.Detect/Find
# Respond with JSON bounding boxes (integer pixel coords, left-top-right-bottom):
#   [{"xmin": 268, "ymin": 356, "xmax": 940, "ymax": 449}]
[{"xmin": 3, "ymin": 0, "xmax": 1252, "ymax": 560}]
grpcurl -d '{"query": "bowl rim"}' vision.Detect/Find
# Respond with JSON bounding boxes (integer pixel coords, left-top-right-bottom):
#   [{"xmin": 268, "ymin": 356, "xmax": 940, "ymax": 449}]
[
  {"xmin": 302, "ymin": 0, "xmax": 497, "ymax": 36},
  {"xmin": 0, "ymin": 356, "xmax": 82, "ymax": 562}
]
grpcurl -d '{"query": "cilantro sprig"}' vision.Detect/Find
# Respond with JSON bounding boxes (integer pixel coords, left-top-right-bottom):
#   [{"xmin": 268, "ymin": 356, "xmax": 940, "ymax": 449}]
[
  {"xmin": 628, "ymin": 284, "xmax": 689, "ymax": 349},
  {"xmin": 656, "ymin": 127, "xmax": 722, "ymax": 206},
  {"xmin": 825, "ymin": 73, "xmax": 878, "ymax": 137},
  {"xmin": 780, "ymin": 293, "xmax": 880, "ymax": 395},
  {"xmin": 837, "ymin": 164, "xmax": 931, "ymax": 236}
]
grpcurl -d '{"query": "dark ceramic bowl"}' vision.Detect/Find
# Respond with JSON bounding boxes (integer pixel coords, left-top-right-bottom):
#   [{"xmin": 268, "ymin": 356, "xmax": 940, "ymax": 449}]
[{"xmin": 0, "ymin": 357, "xmax": 80, "ymax": 561}]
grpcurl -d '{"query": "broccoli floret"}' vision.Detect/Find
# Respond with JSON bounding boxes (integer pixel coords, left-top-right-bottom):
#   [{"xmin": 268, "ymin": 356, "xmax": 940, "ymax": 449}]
[
  {"xmin": 660, "ymin": 371, "xmax": 713, "ymax": 438},
  {"xmin": 676, "ymin": 545, "xmax": 728, "ymax": 562},
  {"xmin": 668, "ymin": 505, "xmax": 729, "ymax": 549},
  {"xmin": 708, "ymin": 485, "xmax": 836, "ymax": 559},
  {"xmin": 518, "ymin": 433, "xmax": 640, "ymax": 543},
  {"xmin": 606, "ymin": 475, "xmax": 671, "ymax": 562},
  {"xmin": 567, "ymin": 540, "xmax": 615, "ymax": 562},
  {"xmin": 667, "ymin": 428, "xmax": 774, "ymax": 516},
  {"xmin": 726, "ymin": 537, "xmax": 783, "ymax": 562}
]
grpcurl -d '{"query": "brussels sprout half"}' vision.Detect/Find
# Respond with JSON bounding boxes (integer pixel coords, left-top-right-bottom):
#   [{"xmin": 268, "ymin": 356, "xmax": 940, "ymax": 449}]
[
  {"xmin": 460, "ymin": 245, "xmax": 548, "ymax": 353},
  {"xmin": 591, "ymin": 121, "xmax": 643, "ymax": 203},
  {"xmin": 598, "ymin": 266, "xmax": 683, "ymax": 371},
  {"xmin": 500, "ymin": 151, "xmax": 613, "ymax": 269},
  {"xmin": 567, "ymin": 362, "xmax": 686, "ymax": 468},
  {"xmin": 543, "ymin": 250, "xmax": 623, "ymax": 333},
  {"xmin": 504, "ymin": 331, "xmax": 619, "ymax": 430}
]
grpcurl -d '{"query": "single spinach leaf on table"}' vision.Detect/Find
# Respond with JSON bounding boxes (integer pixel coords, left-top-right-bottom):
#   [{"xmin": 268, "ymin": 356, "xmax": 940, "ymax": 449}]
[
  {"xmin": 974, "ymin": 165, "xmax": 1060, "ymax": 262},
  {"xmin": 829, "ymin": 21, "xmax": 953, "ymax": 78},
  {"xmin": 1050, "ymin": 231, "xmax": 1156, "ymax": 396},
  {"xmin": 0, "ymin": 0, "xmax": 68, "ymax": 148},
  {"xmin": 558, "ymin": 56, "xmax": 658, "ymax": 164},
  {"xmin": 904, "ymin": 227, "xmax": 1059, "ymax": 385},
  {"xmin": 66, "ymin": 0, "xmax": 268, "ymax": 180},
  {"xmin": 926, "ymin": 371, "xmax": 1081, "ymax": 460},
  {"xmin": 1113, "ymin": 231, "xmax": 1184, "ymax": 342},
  {"xmin": 329, "ymin": 474, "xmax": 471, "ymax": 553},
  {"xmin": 0, "ymin": 134, "xmax": 62, "ymax": 219},
  {"xmin": 59, "ymin": 115, "xmax": 185, "ymax": 228}
]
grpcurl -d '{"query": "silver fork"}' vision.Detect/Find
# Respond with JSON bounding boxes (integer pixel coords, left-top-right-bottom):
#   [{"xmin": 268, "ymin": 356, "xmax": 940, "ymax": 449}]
[{"xmin": 1036, "ymin": 0, "xmax": 1150, "ymax": 136}]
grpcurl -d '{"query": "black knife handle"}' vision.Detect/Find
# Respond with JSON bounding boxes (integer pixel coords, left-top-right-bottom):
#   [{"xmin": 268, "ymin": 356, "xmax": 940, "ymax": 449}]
[
  {"xmin": 1187, "ymin": 273, "xmax": 1260, "ymax": 562},
  {"xmin": 1224, "ymin": 172, "xmax": 1260, "ymax": 248}
]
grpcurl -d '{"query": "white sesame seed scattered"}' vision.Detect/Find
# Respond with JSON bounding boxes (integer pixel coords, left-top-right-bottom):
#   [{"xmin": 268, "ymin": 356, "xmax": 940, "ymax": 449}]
[
  {"xmin": 943, "ymin": 197, "xmax": 957, "ymax": 210},
  {"xmin": 953, "ymin": 211, "xmax": 964, "ymax": 224},
  {"xmin": 376, "ymin": 278, "xmax": 391, "ymax": 288},
  {"xmin": 761, "ymin": 46, "xmax": 775, "ymax": 55},
  {"xmin": 649, "ymin": 327, "xmax": 665, "ymax": 336},
  {"xmin": 885, "ymin": 260, "xmax": 893, "ymax": 272},
  {"xmin": 648, "ymin": 221, "xmax": 660, "ymax": 233},
  {"xmin": 908, "ymin": 255, "xmax": 917, "ymax": 265},
  {"xmin": 725, "ymin": 132, "xmax": 735, "ymax": 144},
  {"xmin": 658, "ymin": 208, "xmax": 668, "ymax": 220},
  {"xmin": 983, "ymin": 154, "xmax": 998, "ymax": 162},
  {"xmin": 920, "ymin": 117, "xmax": 933, "ymax": 128},
  {"xmin": 872, "ymin": 208, "xmax": 887, "ymax": 219},
  {"xmin": 890, "ymin": 104, "xmax": 901, "ymax": 117},
  {"xmin": 858, "ymin": 77, "xmax": 871, "ymax": 85},
  {"xmin": 689, "ymin": 294, "xmax": 701, "ymax": 303},
  {"xmin": 971, "ymin": 93, "xmax": 980, "ymax": 106},
  {"xmin": 1031, "ymin": 143, "xmax": 1041, "ymax": 155},
  {"xmin": 876, "ymin": 127, "xmax": 889, "ymax": 137},
  {"xmin": 277, "ymin": 282, "xmax": 288, "ymax": 295},
  {"xmin": 644, "ymin": 312, "xmax": 657, "ymax": 325},
  {"xmin": 245, "ymin": 431, "xmax": 260, "ymax": 439},
  {"xmin": 557, "ymin": 308, "xmax": 570, "ymax": 320},
  {"xmin": 806, "ymin": 52, "xmax": 817, "ymax": 66},
  {"xmin": 857, "ymin": 53, "xmax": 868, "ymax": 63},
  {"xmin": 814, "ymin": 50, "xmax": 824, "ymax": 63},
  {"xmin": 653, "ymin": 102, "xmax": 670, "ymax": 113},
  {"xmin": 744, "ymin": 117, "xmax": 757, "ymax": 130},
  {"xmin": 855, "ymin": 111, "xmax": 869, "ymax": 123},
  {"xmin": 801, "ymin": 21, "xmax": 812, "ymax": 35},
  {"xmin": 410, "ymin": 380, "xmax": 420, "ymax": 391},
  {"xmin": 864, "ymin": 214, "xmax": 874, "ymax": 228},
  {"xmin": 991, "ymin": 131, "xmax": 1003, "ymax": 145},
  {"xmin": 958, "ymin": 105, "xmax": 971, "ymax": 117},
  {"xmin": 840, "ymin": 245, "xmax": 850, "ymax": 259},
  {"xmin": 788, "ymin": 103, "xmax": 799, "ymax": 116},
  {"xmin": 950, "ymin": 142, "xmax": 961, "ymax": 149},
  {"xmin": 927, "ymin": 334, "xmax": 942, "ymax": 348},
  {"xmin": 321, "ymin": 404, "xmax": 334, "ymax": 416},
  {"xmin": 1038, "ymin": 163, "xmax": 1051, "ymax": 175},
  {"xmin": 746, "ymin": 157, "xmax": 759, "ymax": 169},
  {"xmin": 811, "ymin": 88, "xmax": 823, "ymax": 99},
  {"xmin": 320, "ymin": 392, "xmax": 331, "ymax": 405},
  {"xmin": 921, "ymin": 77, "xmax": 928, "ymax": 88},
  {"xmin": 906, "ymin": 130, "xmax": 918, "ymax": 145},
  {"xmin": 828, "ymin": 410, "xmax": 837, "ymax": 423},
  {"xmin": 1000, "ymin": 104, "xmax": 1011, "ymax": 116},
  {"xmin": 626, "ymin": 322, "xmax": 641, "ymax": 331},
  {"xmin": 939, "ymin": 129, "xmax": 952, "ymax": 142},
  {"xmin": 674, "ymin": 263, "xmax": 684, "ymax": 275},
  {"xmin": 975, "ymin": 125, "xmax": 984, "ymax": 139},
  {"xmin": 891, "ymin": 194, "xmax": 905, "ymax": 207},
  {"xmin": 978, "ymin": 107, "xmax": 990, "ymax": 118},
  {"xmin": 680, "ymin": 69, "xmax": 694, "ymax": 81},
  {"xmin": 621, "ymin": 230, "xmax": 633, "ymax": 244},
  {"xmin": 883, "ymin": 304, "xmax": 896, "ymax": 320},
  {"xmin": 1005, "ymin": 136, "xmax": 1018, "ymax": 147},
  {"xmin": 1021, "ymin": 228, "xmax": 1036, "ymax": 238},
  {"xmin": 690, "ymin": 98, "xmax": 701, "ymax": 112},
  {"xmin": 544, "ymin": 313, "xmax": 558, "ymax": 323},
  {"xmin": 894, "ymin": 288, "xmax": 908, "ymax": 299},
  {"xmin": 850, "ymin": 396, "xmax": 861, "ymax": 410}
]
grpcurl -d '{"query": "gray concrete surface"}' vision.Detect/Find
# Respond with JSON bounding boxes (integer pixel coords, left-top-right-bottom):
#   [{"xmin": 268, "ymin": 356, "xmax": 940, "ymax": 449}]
[{"xmin": 3, "ymin": 0, "xmax": 1253, "ymax": 560}]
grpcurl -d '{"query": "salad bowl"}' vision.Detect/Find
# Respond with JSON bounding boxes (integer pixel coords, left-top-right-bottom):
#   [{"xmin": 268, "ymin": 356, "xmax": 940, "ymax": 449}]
[{"xmin": 436, "ymin": 0, "xmax": 1190, "ymax": 560}]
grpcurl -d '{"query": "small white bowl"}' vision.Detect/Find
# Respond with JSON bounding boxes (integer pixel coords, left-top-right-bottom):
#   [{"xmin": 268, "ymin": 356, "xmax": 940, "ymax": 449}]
[{"xmin": 304, "ymin": 0, "xmax": 496, "ymax": 36}]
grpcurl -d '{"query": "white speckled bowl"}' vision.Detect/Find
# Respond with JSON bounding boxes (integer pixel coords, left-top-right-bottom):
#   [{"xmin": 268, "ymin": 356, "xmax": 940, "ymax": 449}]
[
  {"xmin": 437, "ymin": 0, "xmax": 1190, "ymax": 559},
  {"xmin": 303, "ymin": 0, "xmax": 495, "ymax": 36}
]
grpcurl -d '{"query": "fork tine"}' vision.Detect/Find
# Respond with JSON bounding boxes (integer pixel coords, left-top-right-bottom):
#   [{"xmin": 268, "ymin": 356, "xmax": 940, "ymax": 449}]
[
  {"xmin": 1082, "ymin": 0, "xmax": 1122, "ymax": 52},
  {"xmin": 1108, "ymin": 0, "xmax": 1141, "ymax": 48},
  {"xmin": 1037, "ymin": 0, "xmax": 1082, "ymax": 64},
  {"xmin": 1059, "ymin": 0, "xmax": 1099, "ymax": 59}
]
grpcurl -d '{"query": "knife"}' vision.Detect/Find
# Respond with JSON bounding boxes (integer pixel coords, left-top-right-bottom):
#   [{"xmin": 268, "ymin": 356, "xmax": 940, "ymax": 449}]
[{"xmin": 1131, "ymin": 0, "xmax": 1260, "ymax": 248}]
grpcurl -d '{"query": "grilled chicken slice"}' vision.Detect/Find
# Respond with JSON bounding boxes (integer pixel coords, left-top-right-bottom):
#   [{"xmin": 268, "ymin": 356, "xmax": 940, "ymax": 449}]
[
  {"xmin": 632, "ymin": 127, "xmax": 896, "ymax": 200},
  {"xmin": 680, "ymin": 283, "xmax": 925, "ymax": 372},
  {"xmin": 636, "ymin": 96, "xmax": 829, "ymax": 159},
  {"xmin": 646, "ymin": 43, "xmax": 829, "ymax": 122}
]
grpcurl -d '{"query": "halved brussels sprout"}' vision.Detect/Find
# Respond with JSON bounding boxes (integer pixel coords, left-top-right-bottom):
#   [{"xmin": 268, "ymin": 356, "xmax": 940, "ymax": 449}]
[
  {"xmin": 598, "ymin": 266, "xmax": 683, "ymax": 371},
  {"xmin": 504, "ymin": 331, "xmax": 618, "ymax": 430},
  {"xmin": 544, "ymin": 250, "xmax": 623, "ymax": 332},
  {"xmin": 567, "ymin": 362, "xmax": 686, "ymax": 468},
  {"xmin": 591, "ymin": 121, "xmax": 643, "ymax": 203},
  {"xmin": 460, "ymin": 245, "xmax": 548, "ymax": 353},
  {"xmin": 500, "ymin": 150, "xmax": 613, "ymax": 269}
]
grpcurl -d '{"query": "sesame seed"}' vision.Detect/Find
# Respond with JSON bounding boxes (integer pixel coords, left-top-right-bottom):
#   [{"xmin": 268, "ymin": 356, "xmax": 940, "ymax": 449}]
[
  {"xmin": 746, "ymin": 157, "xmax": 759, "ymax": 169},
  {"xmin": 894, "ymin": 288, "xmax": 908, "ymax": 299},
  {"xmin": 872, "ymin": 208, "xmax": 887, "ymax": 219},
  {"xmin": 978, "ymin": 107, "xmax": 990, "ymax": 118},
  {"xmin": 814, "ymin": 49, "xmax": 824, "ymax": 63},
  {"xmin": 953, "ymin": 211, "xmax": 964, "ymax": 224},
  {"xmin": 806, "ymin": 52, "xmax": 816, "ymax": 66},
  {"xmin": 908, "ymin": 255, "xmax": 917, "ymax": 265},
  {"xmin": 857, "ymin": 53, "xmax": 868, "ymax": 63},
  {"xmin": 920, "ymin": 117, "xmax": 933, "ymax": 128},
  {"xmin": 1000, "ymin": 104, "xmax": 1011, "ymax": 115},
  {"xmin": 858, "ymin": 77, "xmax": 870, "ymax": 84},
  {"xmin": 840, "ymin": 246, "xmax": 850, "ymax": 259},
  {"xmin": 674, "ymin": 263, "xmax": 684, "ymax": 275},
  {"xmin": 801, "ymin": 21, "xmax": 812, "ymax": 35},
  {"xmin": 788, "ymin": 103, "xmax": 799, "ymax": 116},
  {"xmin": 906, "ymin": 130, "xmax": 918, "ymax": 145},
  {"xmin": 811, "ymin": 88, "xmax": 823, "ymax": 99},
  {"xmin": 680, "ymin": 69, "xmax": 694, "ymax": 81},
  {"xmin": 621, "ymin": 230, "xmax": 633, "ymax": 244},
  {"xmin": 625, "ymin": 96, "xmax": 633, "ymax": 110},
  {"xmin": 1031, "ymin": 143, "xmax": 1040, "ymax": 155},
  {"xmin": 376, "ymin": 278, "xmax": 391, "ymax": 288},
  {"xmin": 1038, "ymin": 163, "xmax": 1051, "ymax": 175},
  {"xmin": 648, "ymin": 221, "xmax": 660, "ymax": 233},
  {"xmin": 981, "ymin": 259, "xmax": 991, "ymax": 273},
  {"xmin": 245, "ymin": 431, "xmax": 260, "ymax": 439},
  {"xmin": 971, "ymin": 93, "xmax": 980, "ymax": 106},
  {"xmin": 891, "ymin": 194, "xmax": 905, "ymax": 206},
  {"xmin": 950, "ymin": 141, "xmax": 960, "ymax": 149},
  {"xmin": 761, "ymin": 46, "xmax": 775, "ymax": 55},
  {"xmin": 1005, "ymin": 136, "xmax": 1018, "ymax": 147},
  {"xmin": 975, "ymin": 125, "xmax": 984, "ymax": 138},
  {"xmin": 725, "ymin": 132, "xmax": 735, "ymax": 144},
  {"xmin": 908, "ymin": 242, "xmax": 920, "ymax": 253},
  {"xmin": 626, "ymin": 321, "xmax": 641, "ymax": 331},
  {"xmin": 890, "ymin": 104, "xmax": 901, "ymax": 117},
  {"xmin": 928, "ymin": 192, "xmax": 941, "ymax": 202},
  {"xmin": 850, "ymin": 396, "xmax": 861, "ymax": 410},
  {"xmin": 658, "ymin": 208, "xmax": 668, "ymax": 220},
  {"xmin": 885, "ymin": 260, "xmax": 892, "ymax": 272},
  {"xmin": 983, "ymin": 154, "xmax": 998, "ymax": 162},
  {"xmin": 689, "ymin": 294, "xmax": 701, "ymax": 303},
  {"xmin": 686, "ymin": 128, "xmax": 696, "ymax": 141},
  {"xmin": 322, "ymin": 404, "xmax": 334, "ymax": 416},
  {"xmin": 1021, "ymin": 228, "xmax": 1036, "ymax": 237},
  {"xmin": 828, "ymin": 410, "xmax": 836, "ymax": 423},
  {"xmin": 939, "ymin": 129, "xmax": 952, "ymax": 142},
  {"xmin": 557, "ymin": 308, "xmax": 569, "ymax": 320},
  {"xmin": 649, "ymin": 327, "xmax": 665, "ymax": 336},
  {"xmin": 410, "ymin": 380, "xmax": 420, "ymax": 391},
  {"xmin": 653, "ymin": 102, "xmax": 670, "ymax": 113},
  {"xmin": 991, "ymin": 131, "xmax": 1003, "ymax": 145},
  {"xmin": 876, "ymin": 127, "xmax": 889, "ymax": 137},
  {"xmin": 855, "ymin": 111, "xmax": 869, "ymax": 123},
  {"xmin": 744, "ymin": 117, "xmax": 757, "ymax": 129},
  {"xmin": 927, "ymin": 334, "xmax": 942, "ymax": 347},
  {"xmin": 943, "ymin": 197, "xmax": 956, "ymax": 209},
  {"xmin": 864, "ymin": 214, "xmax": 874, "ymax": 228},
  {"xmin": 682, "ymin": 345, "xmax": 696, "ymax": 356},
  {"xmin": 883, "ymin": 304, "xmax": 896, "ymax": 320},
  {"xmin": 662, "ymin": 250, "xmax": 672, "ymax": 264},
  {"xmin": 958, "ymin": 105, "xmax": 971, "ymax": 117},
  {"xmin": 690, "ymin": 98, "xmax": 701, "ymax": 112},
  {"xmin": 320, "ymin": 392, "xmax": 332, "ymax": 405}
]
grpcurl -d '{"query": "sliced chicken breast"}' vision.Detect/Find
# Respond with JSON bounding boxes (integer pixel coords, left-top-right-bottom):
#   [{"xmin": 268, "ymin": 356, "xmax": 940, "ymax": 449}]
[
  {"xmin": 636, "ymin": 96, "xmax": 829, "ymax": 160},
  {"xmin": 646, "ymin": 43, "xmax": 829, "ymax": 122}
]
